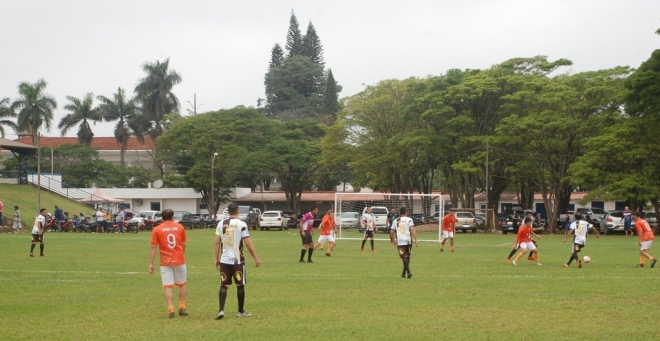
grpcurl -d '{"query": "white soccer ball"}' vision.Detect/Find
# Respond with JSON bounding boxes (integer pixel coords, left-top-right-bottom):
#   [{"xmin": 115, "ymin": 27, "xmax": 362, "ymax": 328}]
[{"xmin": 583, "ymin": 256, "xmax": 591, "ymax": 263}]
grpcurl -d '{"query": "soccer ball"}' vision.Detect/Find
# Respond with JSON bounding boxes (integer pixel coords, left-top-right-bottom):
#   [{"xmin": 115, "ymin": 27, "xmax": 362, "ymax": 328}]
[{"xmin": 583, "ymin": 256, "xmax": 591, "ymax": 263}]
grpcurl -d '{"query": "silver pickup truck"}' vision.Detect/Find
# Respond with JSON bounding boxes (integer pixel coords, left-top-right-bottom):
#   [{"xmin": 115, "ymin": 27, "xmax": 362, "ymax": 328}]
[{"xmin": 558, "ymin": 207, "xmax": 607, "ymax": 226}]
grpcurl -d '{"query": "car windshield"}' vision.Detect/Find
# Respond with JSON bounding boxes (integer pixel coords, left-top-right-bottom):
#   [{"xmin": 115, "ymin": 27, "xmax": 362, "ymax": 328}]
[
  {"xmin": 263, "ymin": 212, "xmax": 279, "ymax": 217},
  {"xmin": 371, "ymin": 208, "xmax": 388, "ymax": 215},
  {"xmin": 239, "ymin": 207, "xmax": 249, "ymax": 214},
  {"xmin": 590, "ymin": 208, "xmax": 606, "ymax": 214},
  {"xmin": 173, "ymin": 212, "xmax": 184, "ymax": 220},
  {"xmin": 608, "ymin": 211, "xmax": 623, "ymax": 218},
  {"xmin": 456, "ymin": 213, "xmax": 474, "ymax": 218},
  {"xmin": 341, "ymin": 213, "xmax": 358, "ymax": 218}
]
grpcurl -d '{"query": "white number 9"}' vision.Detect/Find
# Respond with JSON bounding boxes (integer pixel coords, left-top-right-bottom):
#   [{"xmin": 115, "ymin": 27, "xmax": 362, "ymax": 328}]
[{"xmin": 167, "ymin": 234, "xmax": 176, "ymax": 249}]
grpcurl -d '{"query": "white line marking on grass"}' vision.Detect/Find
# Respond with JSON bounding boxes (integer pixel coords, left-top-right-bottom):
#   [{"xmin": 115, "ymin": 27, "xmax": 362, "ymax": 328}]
[
  {"xmin": 0, "ymin": 269, "xmax": 141, "ymax": 275},
  {"xmin": 496, "ymin": 243, "xmax": 511, "ymax": 247}
]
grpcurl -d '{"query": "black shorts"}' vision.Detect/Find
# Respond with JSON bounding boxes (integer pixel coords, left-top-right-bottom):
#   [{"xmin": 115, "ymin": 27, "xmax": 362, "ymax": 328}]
[
  {"xmin": 397, "ymin": 245, "xmax": 411, "ymax": 258},
  {"xmin": 31, "ymin": 234, "xmax": 43, "ymax": 243},
  {"xmin": 301, "ymin": 232, "xmax": 313, "ymax": 245},
  {"xmin": 220, "ymin": 263, "xmax": 246, "ymax": 286},
  {"xmin": 573, "ymin": 243, "xmax": 585, "ymax": 253},
  {"xmin": 364, "ymin": 230, "xmax": 374, "ymax": 238}
]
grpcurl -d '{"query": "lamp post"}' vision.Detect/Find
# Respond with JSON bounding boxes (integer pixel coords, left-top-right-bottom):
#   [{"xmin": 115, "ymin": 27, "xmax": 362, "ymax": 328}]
[{"xmin": 210, "ymin": 152, "xmax": 218, "ymax": 218}]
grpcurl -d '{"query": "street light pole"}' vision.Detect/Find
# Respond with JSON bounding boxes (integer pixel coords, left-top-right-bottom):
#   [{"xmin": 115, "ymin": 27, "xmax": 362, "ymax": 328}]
[{"xmin": 210, "ymin": 152, "xmax": 218, "ymax": 218}]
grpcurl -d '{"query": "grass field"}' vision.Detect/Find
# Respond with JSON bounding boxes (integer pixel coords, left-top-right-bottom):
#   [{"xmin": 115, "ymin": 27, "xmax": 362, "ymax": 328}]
[{"xmin": 1, "ymin": 229, "xmax": 659, "ymax": 340}]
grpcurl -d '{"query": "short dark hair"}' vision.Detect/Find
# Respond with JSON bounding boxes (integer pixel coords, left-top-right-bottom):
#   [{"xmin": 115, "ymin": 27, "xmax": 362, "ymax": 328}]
[
  {"xmin": 574, "ymin": 212, "xmax": 582, "ymax": 220},
  {"xmin": 633, "ymin": 211, "xmax": 642, "ymax": 217},
  {"xmin": 14, "ymin": 205, "xmax": 18, "ymax": 209},
  {"xmin": 161, "ymin": 209, "xmax": 174, "ymax": 220},
  {"xmin": 524, "ymin": 217, "xmax": 532, "ymax": 223},
  {"xmin": 40, "ymin": 208, "xmax": 47, "ymax": 214},
  {"xmin": 399, "ymin": 207, "xmax": 407, "ymax": 215},
  {"xmin": 326, "ymin": 208, "xmax": 332, "ymax": 213},
  {"xmin": 310, "ymin": 206, "xmax": 317, "ymax": 212},
  {"xmin": 228, "ymin": 203, "xmax": 239, "ymax": 215}
]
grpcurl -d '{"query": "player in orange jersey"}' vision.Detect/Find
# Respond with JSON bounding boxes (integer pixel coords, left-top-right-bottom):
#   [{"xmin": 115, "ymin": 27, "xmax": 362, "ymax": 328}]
[
  {"xmin": 149, "ymin": 209, "xmax": 188, "ymax": 318},
  {"xmin": 440, "ymin": 211, "xmax": 457, "ymax": 252},
  {"xmin": 633, "ymin": 212, "xmax": 657, "ymax": 268},
  {"xmin": 511, "ymin": 218, "xmax": 542, "ymax": 266},
  {"xmin": 314, "ymin": 208, "xmax": 337, "ymax": 256}
]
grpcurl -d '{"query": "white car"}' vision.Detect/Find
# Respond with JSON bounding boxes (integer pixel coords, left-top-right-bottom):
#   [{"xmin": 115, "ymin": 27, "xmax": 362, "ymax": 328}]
[
  {"xmin": 128, "ymin": 210, "xmax": 160, "ymax": 224},
  {"xmin": 339, "ymin": 212, "xmax": 360, "ymax": 229},
  {"xmin": 259, "ymin": 211, "xmax": 289, "ymax": 231}
]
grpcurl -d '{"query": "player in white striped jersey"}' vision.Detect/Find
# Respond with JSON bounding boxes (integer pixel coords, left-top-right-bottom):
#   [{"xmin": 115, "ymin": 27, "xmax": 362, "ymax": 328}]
[
  {"xmin": 390, "ymin": 207, "xmax": 418, "ymax": 278},
  {"xmin": 214, "ymin": 203, "xmax": 261, "ymax": 319}
]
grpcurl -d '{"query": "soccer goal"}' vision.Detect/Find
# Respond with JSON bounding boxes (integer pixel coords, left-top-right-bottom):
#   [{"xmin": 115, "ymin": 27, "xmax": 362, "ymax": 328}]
[{"xmin": 334, "ymin": 192, "xmax": 444, "ymax": 242}]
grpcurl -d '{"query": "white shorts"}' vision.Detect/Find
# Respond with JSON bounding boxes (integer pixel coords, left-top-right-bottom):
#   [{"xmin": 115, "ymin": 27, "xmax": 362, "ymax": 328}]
[
  {"xmin": 519, "ymin": 242, "xmax": 536, "ymax": 251},
  {"xmin": 442, "ymin": 231, "xmax": 454, "ymax": 239},
  {"xmin": 317, "ymin": 234, "xmax": 335, "ymax": 244},
  {"xmin": 160, "ymin": 264, "xmax": 187, "ymax": 288},
  {"xmin": 13, "ymin": 221, "xmax": 22, "ymax": 229},
  {"xmin": 641, "ymin": 240, "xmax": 653, "ymax": 251}
]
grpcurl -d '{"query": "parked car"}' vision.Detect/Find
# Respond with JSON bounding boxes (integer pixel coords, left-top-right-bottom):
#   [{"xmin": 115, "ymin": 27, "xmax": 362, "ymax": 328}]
[
  {"xmin": 560, "ymin": 207, "xmax": 607, "ymax": 226},
  {"xmin": 339, "ymin": 212, "xmax": 360, "ymax": 230},
  {"xmin": 475, "ymin": 212, "xmax": 486, "ymax": 228},
  {"xmin": 254, "ymin": 208, "xmax": 262, "ymax": 217},
  {"xmin": 173, "ymin": 211, "xmax": 195, "ymax": 229},
  {"xmin": 431, "ymin": 212, "xmax": 441, "ymax": 224},
  {"xmin": 455, "ymin": 212, "xmax": 478, "ymax": 233},
  {"xmin": 411, "ymin": 213, "xmax": 425, "ymax": 225},
  {"xmin": 598, "ymin": 211, "xmax": 629, "ymax": 235},
  {"xmin": 223, "ymin": 206, "xmax": 260, "ymax": 230},
  {"xmin": 128, "ymin": 210, "xmax": 161, "ymax": 225},
  {"xmin": 282, "ymin": 211, "xmax": 299, "ymax": 229},
  {"xmin": 500, "ymin": 210, "xmax": 528, "ymax": 234},
  {"xmin": 259, "ymin": 211, "xmax": 289, "ymax": 231}
]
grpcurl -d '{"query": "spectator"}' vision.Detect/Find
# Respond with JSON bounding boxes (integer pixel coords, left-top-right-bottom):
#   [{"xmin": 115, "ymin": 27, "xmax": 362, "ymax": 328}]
[
  {"xmin": 54, "ymin": 205, "xmax": 65, "ymax": 232},
  {"xmin": 13, "ymin": 205, "xmax": 22, "ymax": 234},
  {"xmin": 103, "ymin": 210, "xmax": 112, "ymax": 232},
  {"xmin": 0, "ymin": 200, "xmax": 3, "ymax": 227},
  {"xmin": 116, "ymin": 207, "xmax": 125, "ymax": 234},
  {"xmin": 95, "ymin": 208, "xmax": 105, "ymax": 233}
]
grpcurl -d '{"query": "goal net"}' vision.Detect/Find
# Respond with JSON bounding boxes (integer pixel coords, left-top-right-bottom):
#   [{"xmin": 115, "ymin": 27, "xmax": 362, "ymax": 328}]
[{"xmin": 334, "ymin": 192, "xmax": 444, "ymax": 242}]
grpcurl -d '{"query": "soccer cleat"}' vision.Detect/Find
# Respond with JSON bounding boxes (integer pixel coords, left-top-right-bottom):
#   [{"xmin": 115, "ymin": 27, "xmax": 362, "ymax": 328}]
[
  {"xmin": 178, "ymin": 309, "xmax": 188, "ymax": 316},
  {"xmin": 325, "ymin": 253, "xmax": 331, "ymax": 257},
  {"xmin": 440, "ymin": 249, "xmax": 444, "ymax": 252},
  {"xmin": 371, "ymin": 249, "xmax": 377, "ymax": 253},
  {"xmin": 361, "ymin": 248, "xmax": 365, "ymax": 252},
  {"xmin": 307, "ymin": 259, "xmax": 314, "ymax": 263},
  {"xmin": 40, "ymin": 254, "xmax": 46, "ymax": 257},
  {"xmin": 168, "ymin": 311, "xmax": 175, "ymax": 319},
  {"xmin": 578, "ymin": 260, "xmax": 582, "ymax": 268},
  {"xmin": 527, "ymin": 257, "xmax": 535, "ymax": 261},
  {"xmin": 651, "ymin": 259, "xmax": 657, "ymax": 268},
  {"xmin": 512, "ymin": 260, "xmax": 517, "ymax": 266},
  {"xmin": 401, "ymin": 272, "xmax": 406, "ymax": 278},
  {"xmin": 563, "ymin": 264, "xmax": 569, "ymax": 268},
  {"xmin": 215, "ymin": 310, "xmax": 225, "ymax": 320},
  {"xmin": 299, "ymin": 260, "xmax": 306, "ymax": 263},
  {"xmin": 506, "ymin": 258, "xmax": 510, "ymax": 263},
  {"xmin": 29, "ymin": 253, "xmax": 34, "ymax": 257},
  {"xmin": 407, "ymin": 272, "xmax": 413, "ymax": 279},
  {"xmin": 237, "ymin": 311, "xmax": 252, "ymax": 317},
  {"xmin": 451, "ymin": 250, "xmax": 454, "ymax": 252},
  {"xmin": 637, "ymin": 264, "xmax": 645, "ymax": 268},
  {"xmin": 535, "ymin": 263, "xmax": 542, "ymax": 266}
]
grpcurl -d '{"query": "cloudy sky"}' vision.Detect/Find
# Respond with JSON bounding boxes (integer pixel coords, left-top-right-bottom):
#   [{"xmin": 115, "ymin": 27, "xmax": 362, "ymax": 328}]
[{"xmin": 1, "ymin": 0, "xmax": 659, "ymax": 138}]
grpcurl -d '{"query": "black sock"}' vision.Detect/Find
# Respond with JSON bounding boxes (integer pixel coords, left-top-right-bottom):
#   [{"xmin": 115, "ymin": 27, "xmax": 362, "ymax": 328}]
[
  {"xmin": 219, "ymin": 286, "xmax": 227, "ymax": 311},
  {"xmin": 300, "ymin": 249, "xmax": 306, "ymax": 261},
  {"xmin": 567, "ymin": 253, "xmax": 577, "ymax": 265},
  {"xmin": 40, "ymin": 244, "xmax": 44, "ymax": 255},
  {"xmin": 237, "ymin": 286, "xmax": 245, "ymax": 313},
  {"xmin": 528, "ymin": 251, "xmax": 534, "ymax": 258},
  {"xmin": 30, "ymin": 244, "xmax": 35, "ymax": 253},
  {"xmin": 308, "ymin": 248, "xmax": 314, "ymax": 261},
  {"xmin": 507, "ymin": 249, "xmax": 517, "ymax": 259},
  {"xmin": 370, "ymin": 240, "xmax": 374, "ymax": 250},
  {"xmin": 403, "ymin": 258, "xmax": 410, "ymax": 274},
  {"xmin": 361, "ymin": 240, "xmax": 366, "ymax": 249}
]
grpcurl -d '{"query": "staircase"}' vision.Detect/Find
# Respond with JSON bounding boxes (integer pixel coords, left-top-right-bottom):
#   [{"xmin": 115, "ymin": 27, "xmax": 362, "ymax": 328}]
[{"xmin": 26, "ymin": 174, "xmax": 108, "ymax": 204}]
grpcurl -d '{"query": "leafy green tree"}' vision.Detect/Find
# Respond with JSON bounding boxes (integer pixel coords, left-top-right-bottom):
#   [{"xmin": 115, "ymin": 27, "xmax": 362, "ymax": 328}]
[
  {"xmin": 97, "ymin": 88, "xmax": 141, "ymax": 166},
  {"xmin": 302, "ymin": 22, "xmax": 324, "ymax": 66},
  {"xmin": 0, "ymin": 98, "xmax": 18, "ymax": 137},
  {"xmin": 264, "ymin": 55, "xmax": 326, "ymax": 120},
  {"xmin": 11, "ymin": 79, "xmax": 57, "ymax": 145},
  {"xmin": 63, "ymin": 159, "xmax": 131, "ymax": 188},
  {"xmin": 269, "ymin": 44, "xmax": 285, "ymax": 70},
  {"xmin": 58, "ymin": 93, "xmax": 102, "ymax": 147},
  {"xmin": 134, "ymin": 58, "xmax": 182, "ymax": 139},
  {"xmin": 285, "ymin": 11, "xmax": 303, "ymax": 58}
]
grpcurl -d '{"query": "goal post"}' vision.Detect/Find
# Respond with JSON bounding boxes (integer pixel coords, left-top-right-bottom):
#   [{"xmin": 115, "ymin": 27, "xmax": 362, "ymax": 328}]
[{"xmin": 334, "ymin": 192, "xmax": 444, "ymax": 242}]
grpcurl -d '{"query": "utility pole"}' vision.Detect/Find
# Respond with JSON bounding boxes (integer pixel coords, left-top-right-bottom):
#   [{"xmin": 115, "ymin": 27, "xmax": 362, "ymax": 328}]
[
  {"xmin": 187, "ymin": 93, "xmax": 203, "ymax": 116},
  {"xmin": 37, "ymin": 132, "xmax": 41, "ymax": 212}
]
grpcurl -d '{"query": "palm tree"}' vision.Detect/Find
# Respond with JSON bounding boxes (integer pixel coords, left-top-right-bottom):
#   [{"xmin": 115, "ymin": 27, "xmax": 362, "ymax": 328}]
[
  {"xmin": 0, "ymin": 98, "xmax": 18, "ymax": 138},
  {"xmin": 97, "ymin": 88, "xmax": 142, "ymax": 166},
  {"xmin": 11, "ymin": 79, "xmax": 57, "ymax": 145},
  {"xmin": 58, "ymin": 93, "xmax": 102, "ymax": 147},
  {"xmin": 134, "ymin": 58, "xmax": 182, "ymax": 138}
]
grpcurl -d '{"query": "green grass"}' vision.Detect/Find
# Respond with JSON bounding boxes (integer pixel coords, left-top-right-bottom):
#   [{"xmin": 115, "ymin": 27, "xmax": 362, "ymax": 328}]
[
  {"xmin": 0, "ymin": 184, "xmax": 96, "ymax": 227},
  {"xmin": 1, "ymin": 230, "xmax": 659, "ymax": 340}
]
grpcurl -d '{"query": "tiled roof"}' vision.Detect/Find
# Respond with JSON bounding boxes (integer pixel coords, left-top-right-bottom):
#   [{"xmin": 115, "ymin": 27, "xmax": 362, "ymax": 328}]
[
  {"xmin": 236, "ymin": 192, "xmax": 444, "ymax": 202},
  {"xmin": 474, "ymin": 192, "xmax": 596, "ymax": 201},
  {"xmin": 13, "ymin": 136, "xmax": 155, "ymax": 150}
]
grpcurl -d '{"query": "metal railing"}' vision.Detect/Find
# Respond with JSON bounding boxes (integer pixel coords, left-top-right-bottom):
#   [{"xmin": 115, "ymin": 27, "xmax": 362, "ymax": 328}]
[{"xmin": 26, "ymin": 174, "xmax": 112, "ymax": 205}]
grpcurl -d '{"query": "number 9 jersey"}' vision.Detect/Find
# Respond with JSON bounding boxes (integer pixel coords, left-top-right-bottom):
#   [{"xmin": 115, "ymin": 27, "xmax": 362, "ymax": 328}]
[
  {"xmin": 150, "ymin": 222, "xmax": 187, "ymax": 266},
  {"xmin": 216, "ymin": 218, "xmax": 250, "ymax": 265}
]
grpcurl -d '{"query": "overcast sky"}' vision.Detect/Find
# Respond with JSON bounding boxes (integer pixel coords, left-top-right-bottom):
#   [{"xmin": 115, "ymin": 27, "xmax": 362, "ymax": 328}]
[{"xmin": 1, "ymin": 0, "xmax": 659, "ymax": 138}]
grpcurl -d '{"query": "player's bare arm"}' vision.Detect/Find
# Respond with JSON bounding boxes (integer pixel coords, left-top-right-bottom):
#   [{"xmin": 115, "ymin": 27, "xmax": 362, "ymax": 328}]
[
  {"xmin": 412, "ymin": 227, "xmax": 419, "ymax": 247},
  {"xmin": 590, "ymin": 226, "xmax": 601, "ymax": 238},
  {"xmin": 563, "ymin": 229, "xmax": 574, "ymax": 243},
  {"xmin": 244, "ymin": 237, "xmax": 261, "ymax": 267},
  {"xmin": 390, "ymin": 229, "xmax": 396, "ymax": 245},
  {"xmin": 300, "ymin": 220, "xmax": 305, "ymax": 237},
  {"xmin": 531, "ymin": 231, "xmax": 542, "ymax": 240},
  {"xmin": 149, "ymin": 244, "xmax": 158, "ymax": 274},
  {"xmin": 214, "ymin": 235, "xmax": 222, "ymax": 269}
]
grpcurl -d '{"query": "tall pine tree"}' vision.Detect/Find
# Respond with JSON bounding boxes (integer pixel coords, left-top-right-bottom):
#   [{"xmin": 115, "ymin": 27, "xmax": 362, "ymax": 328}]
[
  {"xmin": 285, "ymin": 11, "xmax": 303, "ymax": 58},
  {"xmin": 302, "ymin": 22, "xmax": 324, "ymax": 67},
  {"xmin": 269, "ymin": 44, "xmax": 284, "ymax": 70},
  {"xmin": 322, "ymin": 69, "xmax": 340, "ymax": 122}
]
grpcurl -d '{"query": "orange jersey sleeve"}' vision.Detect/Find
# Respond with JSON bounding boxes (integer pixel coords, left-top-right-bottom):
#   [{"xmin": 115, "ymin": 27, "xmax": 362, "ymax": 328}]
[
  {"xmin": 151, "ymin": 222, "xmax": 187, "ymax": 266},
  {"xmin": 636, "ymin": 219, "xmax": 655, "ymax": 241}
]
